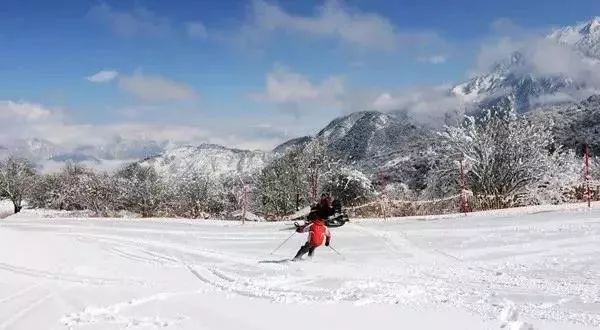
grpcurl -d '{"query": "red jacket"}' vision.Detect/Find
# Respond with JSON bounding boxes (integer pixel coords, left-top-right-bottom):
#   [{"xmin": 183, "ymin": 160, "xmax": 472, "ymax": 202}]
[{"xmin": 299, "ymin": 219, "xmax": 331, "ymax": 247}]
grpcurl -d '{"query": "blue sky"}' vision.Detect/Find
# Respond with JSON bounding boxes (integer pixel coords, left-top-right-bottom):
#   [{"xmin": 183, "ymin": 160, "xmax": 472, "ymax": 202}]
[{"xmin": 1, "ymin": 0, "xmax": 599, "ymax": 149}]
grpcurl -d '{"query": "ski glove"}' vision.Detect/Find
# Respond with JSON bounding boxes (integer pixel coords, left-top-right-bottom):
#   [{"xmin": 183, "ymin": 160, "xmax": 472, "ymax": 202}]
[{"xmin": 325, "ymin": 239, "xmax": 330, "ymax": 247}]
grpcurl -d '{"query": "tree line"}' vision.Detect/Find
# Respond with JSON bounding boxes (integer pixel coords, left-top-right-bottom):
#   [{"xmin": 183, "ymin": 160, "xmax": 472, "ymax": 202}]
[
  {"xmin": 0, "ymin": 108, "xmax": 594, "ymax": 218},
  {"xmin": 0, "ymin": 139, "xmax": 377, "ymax": 218}
]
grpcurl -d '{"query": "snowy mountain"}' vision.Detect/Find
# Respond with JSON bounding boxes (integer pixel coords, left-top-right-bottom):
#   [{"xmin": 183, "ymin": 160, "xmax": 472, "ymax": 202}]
[
  {"xmin": 314, "ymin": 111, "xmax": 441, "ymax": 190},
  {"xmin": 318, "ymin": 111, "xmax": 421, "ymax": 162},
  {"xmin": 452, "ymin": 18, "xmax": 600, "ymax": 111},
  {"xmin": 90, "ymin": 137, "xmax": 170, "ymax": 160},
  {"xmin": 141, "ymin": 144, "xmax": 273, "ymax": 179},
  {"xmin": 452, "ymin": 53, "xmax": 582, "ymax": 112},
  {"xmin": 0, "ymin": 138, "xmax": 61, "ymax": 163},
  {"xmin": 272, "ymin": 136, "xmax": 311, "ymax": 154},
  {"xmin": 0, "ymin": 137, "xmax": 169, "ymax": 172}
]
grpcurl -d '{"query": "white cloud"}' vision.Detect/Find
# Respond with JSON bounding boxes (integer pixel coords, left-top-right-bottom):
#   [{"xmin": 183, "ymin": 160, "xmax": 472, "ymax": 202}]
[
  {"xmin": 187, "ymin": 21, "xmax": 208, "ymax": 39},
  {"xmin": 418, "ymin": 55, "xmax": 447, "ymax": 64},
  {"xmin": 0, "ymin": 101, "xmax": 294, "ymax": 154},
  {"xmin": 529, "ymin": 92, "xmax": 577, "ymax": 107},
  {"xmin": 473, "ymin": 19, "xmax": 600, "ymax": 91},
  {"xmin": 253, "ymin": 65, "xmax": 465, "ymax": 125},
  {"xmin": 88, "ymin": 3, "xmax": 173, "ymax": 38},
  {"xmin": 253, "ymin": 65, "xmax": 344, "ymax": 112},
  {"xmin": 341, "ymin": 85, "xmax": 463, "ymax": 125},
  {"xmin": 88, "ymin": 4, "xmax": 209, "ymax": 41},
  {"xmin": 118, "ymin": 73, "xmax": 198, "ymax": 103},
  {"xmin": 242, "ymin": 0, "xmax": 438, "ymax": 51},
  {"xmin": 525, "ymin": 39, "xmax": 600, "ymax": 85},
  {"xmin": 372, "ymin": 92, "xmax": 398, "ymax": 109},
  {"xmin": 0, "ymin": 98, "xmax": 322, "ymax": 157},
  {"xmin": 86, "ymin": 70, "xmax": 119, "ymax": 83},
  {"xmin": 0, "ymin": 100, "xmax": 55, "ymax": 121}
]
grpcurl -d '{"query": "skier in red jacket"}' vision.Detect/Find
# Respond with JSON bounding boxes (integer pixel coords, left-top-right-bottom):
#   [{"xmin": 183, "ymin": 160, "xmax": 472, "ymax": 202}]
[{"xmin": 292, "ymin": 215, "xmax": 331, "ymax": 261}]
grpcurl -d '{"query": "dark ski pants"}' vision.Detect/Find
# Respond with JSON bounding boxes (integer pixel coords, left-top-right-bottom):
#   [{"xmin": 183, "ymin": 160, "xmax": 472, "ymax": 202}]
[{"xmin": 293, "ymin": 242, "xmax": 316, "ymax": 260}]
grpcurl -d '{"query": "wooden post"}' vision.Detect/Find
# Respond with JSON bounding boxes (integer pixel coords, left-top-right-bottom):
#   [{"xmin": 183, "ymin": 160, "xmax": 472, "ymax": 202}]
[
  {"xmin": 459, "ymin": 160, "xmax": 469, "ymax": 215},
  {"xmin": 241, "ymin": 184, "xmax": 248, "ymax": 224},
  {"xmin": 585, "ymin": 145, "xmax": 591, "ymax": 208},
  {"xmin": 378, "ymin": 171, "xmax": 388, "ymax": 220}
]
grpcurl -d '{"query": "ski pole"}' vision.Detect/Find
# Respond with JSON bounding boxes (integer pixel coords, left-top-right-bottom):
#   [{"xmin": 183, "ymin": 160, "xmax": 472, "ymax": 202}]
[
  {"xmin": 328, "ymin": 245, "xmax": 344, "ymax": 257},
  {"xmin": 269, "ymin": 232, "xmax": 296, "ymax": 255}
]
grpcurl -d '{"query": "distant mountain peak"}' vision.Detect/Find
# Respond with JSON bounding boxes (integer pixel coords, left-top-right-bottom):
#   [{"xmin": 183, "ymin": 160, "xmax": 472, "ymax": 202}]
[
  {"xmin": 547, "ymin": 17, "xmax": 600, "ymax": 60},
  {"xmin": 580, "ymin": 17, "xmax": 600, "ymax": 34},
  {"xmin": 452, "ymin": 18, "xmax": 600, "ymax": 112},
  {"xmin": 142, "ymin": 143, "xmax": 272, "ymax": 179}
]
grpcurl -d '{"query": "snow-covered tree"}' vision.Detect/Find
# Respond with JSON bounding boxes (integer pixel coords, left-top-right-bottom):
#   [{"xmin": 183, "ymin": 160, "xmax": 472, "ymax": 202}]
[
  {"xmin": 589, "ymin": 156, "xmax": 600, "ymax": 180},
  {"xmin": 381, "ymin": 182, "xmax": 414, "ymax": 200},
  {"xmin": 0, "ymin": 157, "xmax": 36, "ymax": 213},
  {"xmin": 79, "ymin": 172, "xmax": 117, "ymax": 216},
  {"xmin": 322, "ymin": 166, "xmax": 375, "ymax": 206},
  {"xmin": 302, "ymin": 138, "xmax": 329, "ymax": 203},
  {"xmin": 27, "ymin": 172, "xmax": 61, "ymax": 209},
  {"xmin": 525, "ymin": 150, "xmax": 581, "ymax": 204},
  {"xmin": 114, "ymin": 163, "xmax": 166, "ymax": 217},
  {"xmin": 27, "ymin": 163, "xmax": 119, "ymax": 215},
  {"xmin": 256, "ymin": 149, "xmax": 306, "ymax": 216},
  {"xmin": 256, "ymin": 138, "xmax": 338, "ymax": 216},
  {"xmin": 222, "ymin": 175, "xmax": 256, "ymax": 214},
  {"xmin": 428, "ymin": 109, "xmax": 579, "ymax": 207},
  {"xmin": 55, "ymin": 163, "xmax": 92, "ymax": 210},
  {"xmin": 170, "ymin": 172, "xmax": 226, "ymax": 218}
]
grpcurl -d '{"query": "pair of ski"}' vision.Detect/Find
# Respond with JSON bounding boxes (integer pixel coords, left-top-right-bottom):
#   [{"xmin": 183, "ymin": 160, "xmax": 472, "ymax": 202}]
[{"xmin": 259, "ymin": 245, "xmax": 344, "ymax": 264}]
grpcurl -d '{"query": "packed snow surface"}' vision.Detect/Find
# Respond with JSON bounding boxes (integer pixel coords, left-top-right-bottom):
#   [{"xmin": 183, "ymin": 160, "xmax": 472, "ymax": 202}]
[{"xmin": 0, "ymin": 207, "xmax": 599, "ymax": 329}]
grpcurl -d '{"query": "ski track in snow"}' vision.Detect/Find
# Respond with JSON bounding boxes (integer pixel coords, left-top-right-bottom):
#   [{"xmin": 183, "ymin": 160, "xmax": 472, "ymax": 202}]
[
  {"xmin": 0, "ymin": 208, "xmax": 599, "ymax": 329},
  {"xmin": 0, "ymin": 290, "xmax": 54, "ymax": 329}
]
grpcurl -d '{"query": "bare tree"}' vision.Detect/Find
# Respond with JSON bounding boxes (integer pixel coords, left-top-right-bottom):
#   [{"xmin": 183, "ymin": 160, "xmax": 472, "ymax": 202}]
[{"xmin": 0, "ymin": 157, "xmax": 36, "ymax": 213}]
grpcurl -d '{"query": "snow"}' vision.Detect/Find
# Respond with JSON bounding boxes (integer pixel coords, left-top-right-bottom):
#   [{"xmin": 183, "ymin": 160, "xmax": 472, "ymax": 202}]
[
  {"xmin": 0, "ymin": 200, "xmax": 13, "ymax": 219},
  {"xmin": 0, "ymin": 207, "xmax": 599, "ymax": 329},
  {"xmin": 230, "ymin": 210, "xmax": 264, "ymax": 222}
]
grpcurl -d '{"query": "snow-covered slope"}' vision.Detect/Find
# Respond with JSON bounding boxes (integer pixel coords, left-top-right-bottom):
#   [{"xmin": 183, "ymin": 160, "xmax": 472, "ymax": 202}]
[
  {"xmin": 272, "ymin": 136, "xmax": 311, "ymax": 154},
  {"xmin": 318, "ymin": 111, "xmax": 424, "ymax": 161},
  {"xmin": 142, "ymin": 144, "xmax": 272, "ymax": 179},
  {"xmin": 0, "ymin": 207, "xmax": 598, "ymax": 329}
]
